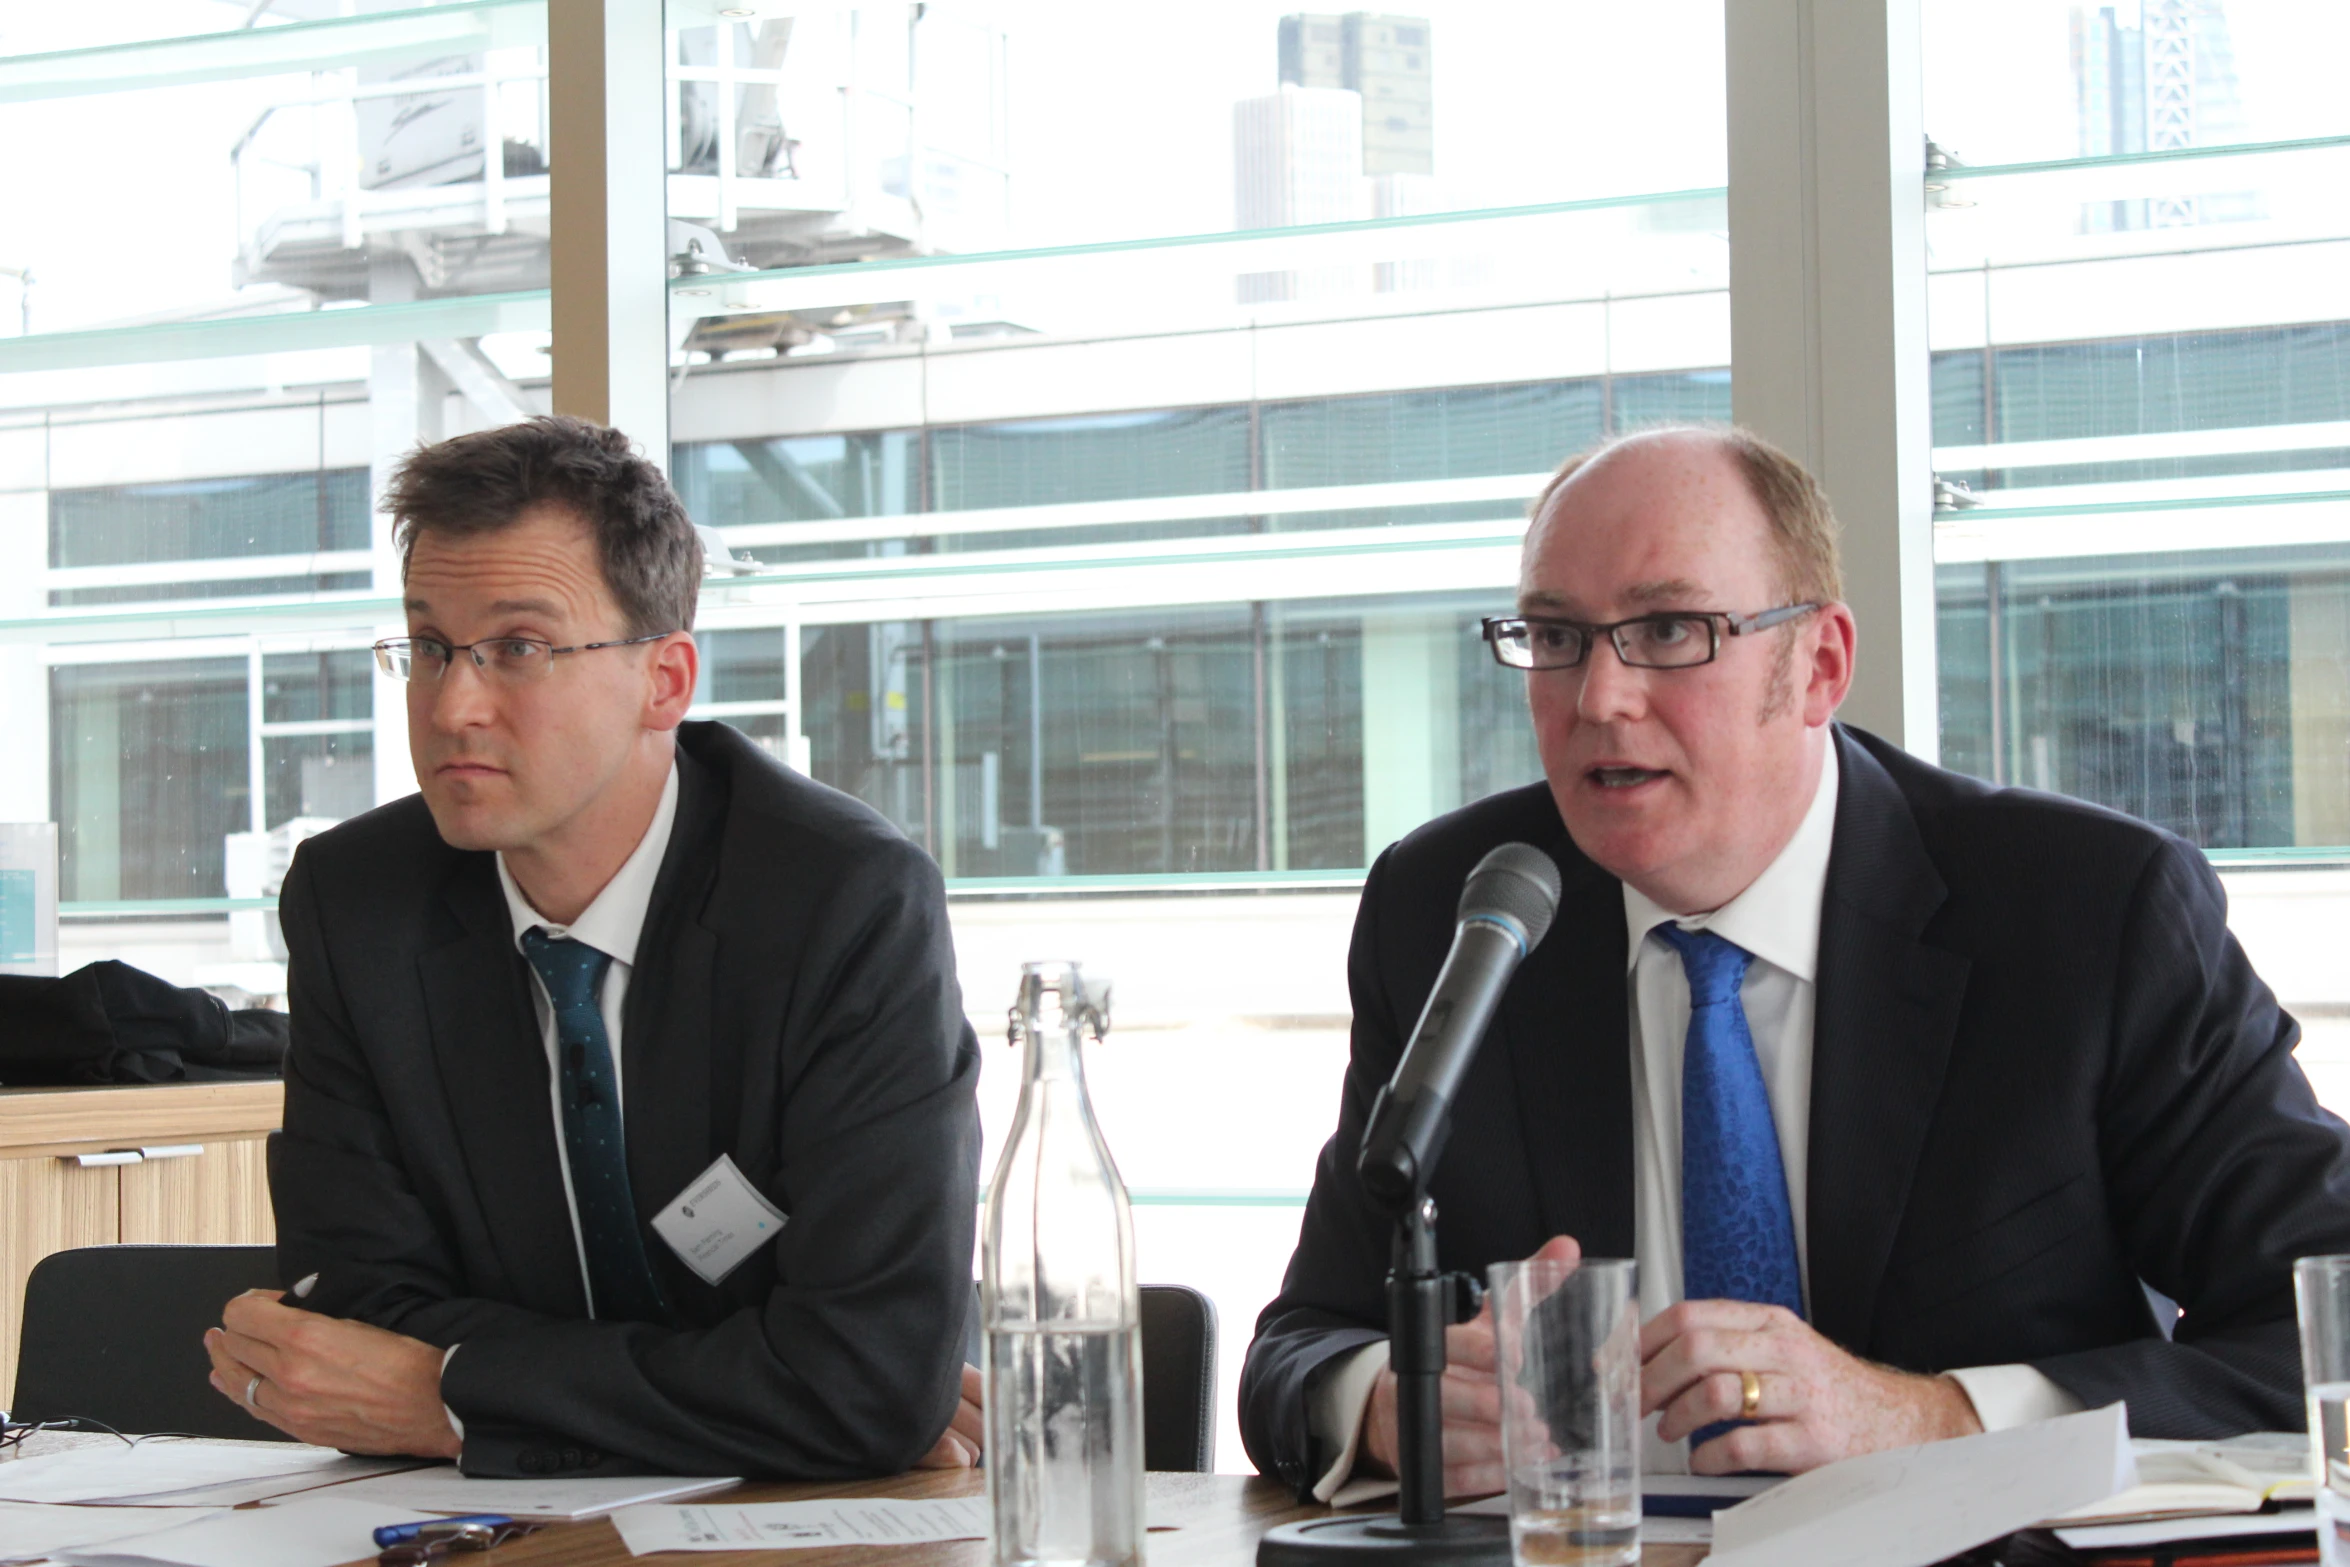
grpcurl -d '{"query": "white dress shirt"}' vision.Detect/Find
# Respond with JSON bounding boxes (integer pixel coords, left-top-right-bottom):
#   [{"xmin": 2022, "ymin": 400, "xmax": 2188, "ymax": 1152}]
[
  {"xmin": 1307, "ymin": 740, "xmax": 2077, "ymax": 1502},
  {"xmin": 494, "ymin": 761, "xmax": 680, "ymax": 1314},
  {"xmin": 436, "ymin": 762, "xmax": 680, "ymax": 1438}
]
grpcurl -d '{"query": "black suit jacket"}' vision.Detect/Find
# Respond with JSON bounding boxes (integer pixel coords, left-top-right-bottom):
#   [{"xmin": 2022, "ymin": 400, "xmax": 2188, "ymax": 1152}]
[
  {"xmin": 272, "ymin": 721, "xmax": 982, "ymax": 1479},
  {"xmin": 1240, "ymin": 725, "xmax": 2350, "ymax": 1492}
]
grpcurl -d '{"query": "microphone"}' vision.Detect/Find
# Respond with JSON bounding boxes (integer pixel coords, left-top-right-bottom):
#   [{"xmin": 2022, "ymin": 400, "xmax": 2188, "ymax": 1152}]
[{"xmin": 1357, "ymin": 843, "xmax": 1563, "ymax": 1215}]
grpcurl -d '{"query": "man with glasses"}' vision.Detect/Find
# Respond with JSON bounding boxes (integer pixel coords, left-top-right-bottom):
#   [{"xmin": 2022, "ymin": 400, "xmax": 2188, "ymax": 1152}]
[
  {"xmin": 1242, "ymin": 425, "xmax": 2350, "ymax": 1497},
  {"xmin": 201, "ymin": 416, "xmax": 984, "ymax": 1477}
]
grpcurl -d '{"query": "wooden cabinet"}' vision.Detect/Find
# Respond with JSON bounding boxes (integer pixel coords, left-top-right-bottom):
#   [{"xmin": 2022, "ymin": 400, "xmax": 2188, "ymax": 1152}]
[{"xmin": 0, "ymin": 1083, "xmax": 282, "ymax": 1403}]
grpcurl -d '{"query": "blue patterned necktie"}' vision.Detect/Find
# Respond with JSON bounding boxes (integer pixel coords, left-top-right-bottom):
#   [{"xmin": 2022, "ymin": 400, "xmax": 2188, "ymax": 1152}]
[
  {"xmin": 1659, "ymin": 924, "xmax": 1802, "ymax": 1447},
  {"xmin": 520, "ymin": 928, "xmax": 668, "ymax": 1323}
]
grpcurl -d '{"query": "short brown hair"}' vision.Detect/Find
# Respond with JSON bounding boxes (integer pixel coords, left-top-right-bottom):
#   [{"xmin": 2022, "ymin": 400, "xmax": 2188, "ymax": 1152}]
[
  {"xmin": 384, "ymin": 416, "xmax": 701, "ymax": 637},
  {"xmin": 1528, "ymin": 424, "xmax": 1845, "ymax": 605}
]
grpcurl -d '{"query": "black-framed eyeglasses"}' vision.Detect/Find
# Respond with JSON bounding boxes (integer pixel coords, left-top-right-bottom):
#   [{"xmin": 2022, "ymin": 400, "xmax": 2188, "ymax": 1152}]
[
  {"xmin": 1481, "ymin": 605, "xmax": 1820, "ymax": 671},
  {"xmin": 373, "ymin": 631, "xmax": 675, "ymax": 684}
]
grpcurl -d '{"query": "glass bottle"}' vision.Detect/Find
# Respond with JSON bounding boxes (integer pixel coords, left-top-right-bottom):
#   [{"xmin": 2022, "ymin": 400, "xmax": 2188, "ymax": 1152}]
[{"xmin": 983, "ymin": 961, "xmax": 1145, "ymax": 1567}]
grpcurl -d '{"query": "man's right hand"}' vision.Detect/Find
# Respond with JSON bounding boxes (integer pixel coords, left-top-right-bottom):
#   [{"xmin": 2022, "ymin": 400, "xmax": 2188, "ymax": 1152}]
[{"xmin": 1356, "ymin": 1234, "xmax": 1581, "ymax": 1498}]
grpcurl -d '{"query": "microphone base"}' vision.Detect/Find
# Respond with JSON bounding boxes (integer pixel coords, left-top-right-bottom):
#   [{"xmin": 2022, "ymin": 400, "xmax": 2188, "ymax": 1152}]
[{"xmin": 1256, "ymin": 1511, "xmax": 1512, "ymax": 1567}]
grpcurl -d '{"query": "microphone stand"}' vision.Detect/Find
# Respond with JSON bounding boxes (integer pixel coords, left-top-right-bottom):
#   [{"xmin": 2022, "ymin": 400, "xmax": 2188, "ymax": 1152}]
[{"xmin": 1255, "ymin": 1195, "xmax": 1512, "ymax": 1565}]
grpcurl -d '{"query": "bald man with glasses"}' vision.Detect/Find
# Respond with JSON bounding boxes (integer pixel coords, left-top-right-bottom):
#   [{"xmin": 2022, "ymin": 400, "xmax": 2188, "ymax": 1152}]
[
  {"xmin": 205, "ymin": 416, "xmax": 984, "ymax": 1479},
  {"xmin": 1241, "ymin": 425, "xmax": 2350, "ymax": 1500}
]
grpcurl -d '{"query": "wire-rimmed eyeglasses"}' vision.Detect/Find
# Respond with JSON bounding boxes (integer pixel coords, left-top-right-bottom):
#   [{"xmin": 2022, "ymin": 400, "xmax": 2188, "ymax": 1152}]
[
  {"xmin": 373, "ymin": 631, "xmax": 674, "ymax": 684},
  {"xmin": 1481, "ymin": 604, "xmax": 1820, "ymax": 671}
]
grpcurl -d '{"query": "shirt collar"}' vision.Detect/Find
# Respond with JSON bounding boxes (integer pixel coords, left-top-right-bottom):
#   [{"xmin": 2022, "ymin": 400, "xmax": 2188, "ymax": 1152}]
[
  {"xmin": 1621, "ymin": 736, "xmax": 1841, "ymax": 983},
  {"xmin": 497, "ymin": 760, "xmax": 681, "ymax": 968}
]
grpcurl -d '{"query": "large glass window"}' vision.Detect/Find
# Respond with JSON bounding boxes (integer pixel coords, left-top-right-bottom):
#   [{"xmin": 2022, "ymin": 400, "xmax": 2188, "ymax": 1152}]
[
  {"xmin": 661, "ymin": 2, "xmax": 1727, "ymax": 1471},
  {"xmin": 51, "ymin": 659, "xmax": 249, "ymax": 902},
  {"xmin": 4, "ymin": 0, "xmax": 553, "ymax": 938},
  {"xmin": 1923, "ymin": 0, "xmax": 2350, "ymax": 853}
]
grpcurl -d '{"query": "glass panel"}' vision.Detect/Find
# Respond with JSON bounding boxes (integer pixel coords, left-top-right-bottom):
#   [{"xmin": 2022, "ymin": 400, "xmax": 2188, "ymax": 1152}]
[
  {"xmin": 4, "ymin": 3, "xmax": 552, "ymax": 336},
  {"xmin": 660, "ymin": 1, "xmax": 1722, "ymax": 264},
  {"xmin": 264, "ymin": 731, "xmax": 376, "ymax": 829},
  {"xmin": 672, "ymin": 434, "xmax": 919, "ymax": 563},
  {"xmin": 8, "ymin": 7, "xmax": 542, "ymax": 916},
  {"xmin": 261, "ymin": 649, "xmax": 373, "ymax": 724},
  {"xmin": 52, "ymin": 472, "xmax": 370, "ymax": 569},
  {"xmin": 1924, "ymin": 0, "xmax": 2350, "ymax": 852},
  {"xmin": 777, "ymin": 591, "xmax": 1542, "ymax": 881},
  {"xmin": 50, "ymin": 658, "xmax": 248, "ymax": 901},
  {"xmin": 1922, "ymin": 0, "xmax": 2350, "ymax": 167}
]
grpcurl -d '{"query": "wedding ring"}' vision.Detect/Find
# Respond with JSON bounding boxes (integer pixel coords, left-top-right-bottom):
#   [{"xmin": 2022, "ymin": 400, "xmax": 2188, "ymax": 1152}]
[
  {"xmin": 243, "ymin": 1374, "xmax": 265, "ymax": 1412},
  {"xmin": 1739, "ymin": 1369, "xmax": 1762, "ymax": 1418}
]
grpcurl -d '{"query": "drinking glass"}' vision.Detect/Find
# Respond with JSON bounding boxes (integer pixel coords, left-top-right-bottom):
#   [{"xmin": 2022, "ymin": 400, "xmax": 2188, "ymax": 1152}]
[
  {"xmin": 1488, "ymin": 1256, "xmax": 1640, "ymax": 1567},
  {"xmin": 2299, "ymin": 1256, "xmax": 2350, "ymax": 1567}
]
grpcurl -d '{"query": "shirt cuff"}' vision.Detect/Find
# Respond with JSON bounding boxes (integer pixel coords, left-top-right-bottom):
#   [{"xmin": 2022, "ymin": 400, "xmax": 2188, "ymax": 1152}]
[
  {"xmin": 440, "ymin": 1344, "xmax": 465, "ymax": 1441},
  {"xmin": 1944, "ymin": 1363, "xmax": 2083, "ymax": 1431},
  {"xmin": 1307, "ymin": 1341, "xmax": 1395, "ymax": 1505}
]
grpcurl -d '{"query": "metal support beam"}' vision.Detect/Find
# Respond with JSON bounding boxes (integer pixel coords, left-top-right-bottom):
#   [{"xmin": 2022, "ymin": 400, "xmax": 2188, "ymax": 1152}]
[
  {"xmin": 1727, "ymin": 0, "xmax": 1937, "ymax": 757},
  {"xmin": 549, "ymin": 0, "xmax": 670, "ymax": 467},
  {"xmin": 420, "ymin": 338, "xmax": 532, "ymax": 427}
]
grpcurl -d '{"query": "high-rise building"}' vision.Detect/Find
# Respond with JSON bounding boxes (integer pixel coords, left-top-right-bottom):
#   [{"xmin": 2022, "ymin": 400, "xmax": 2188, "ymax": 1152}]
[
  {"xmin": 1233, "ymin": 85, "xmax": 1367, "ymax": 301},
  {"xmin": 1278, "ymin": 12, "xmax": 1433, "ymax": 178},
  {"xmin": 2070, "ymin": 0, "xmax": 2256, "ymax": 229}
]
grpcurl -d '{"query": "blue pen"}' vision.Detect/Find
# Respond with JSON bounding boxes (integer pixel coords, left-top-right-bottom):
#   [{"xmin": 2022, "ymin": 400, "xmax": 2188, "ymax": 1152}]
[{"xmin": 371, "ymin": 1515, "xmax": 515, "ymax": 1548}]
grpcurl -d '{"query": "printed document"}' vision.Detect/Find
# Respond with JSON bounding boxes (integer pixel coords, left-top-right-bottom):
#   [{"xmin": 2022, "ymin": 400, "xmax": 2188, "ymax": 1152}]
[
  {"xmin": 611, "ymin": 1498, "xmax": 992, "ymax": 1554},
  {"xmin": 1707, "ymin": 1403, "xmax": 2137, "ymax": 1567}
]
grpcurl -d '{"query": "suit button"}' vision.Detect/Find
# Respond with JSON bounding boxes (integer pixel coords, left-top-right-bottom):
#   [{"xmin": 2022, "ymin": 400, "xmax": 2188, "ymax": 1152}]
[
  {"xmin": 520, "ymin": 1452, "xmax": 551, "ymax": 1475},
  {"xmin": 579, "ymin": 1449, "xmax": 603, "ymax": 1467},
  {"xmin": 561, "ymin": 1448, "xmax": 584, "ymax": 1470}
]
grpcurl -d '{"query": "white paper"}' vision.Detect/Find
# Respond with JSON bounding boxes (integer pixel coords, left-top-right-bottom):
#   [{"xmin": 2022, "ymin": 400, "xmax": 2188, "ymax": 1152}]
[
  {"xmin": 0, "ymin": 1504, "xmax": 223, "ymax": 1564},
  {"xmin": 2057, "ymin": 1507, "xmax": 2317, "ymax": 1550},
  {"xmin": 326, "ymin": 1466, "xmax": 740, "ymax": 1520},
  {"xmin": 0, "ymin": 1445, "xmax": 364, "ymax": 1507},
  {"xmin": 102, "ymin": 1457, "xmax": 429, "ymax": 1509},
  {"xmin": 612, "ymin": 1498, "xmax": 991, "ymax": 1554},
  {"xmin": 651, "ymin": 1154, "xmax": 789, "ymax": 1285},
  {"xmin": 1707, "ymin": 1403, "xmax": 2137, "ymax": 1567},
  {"xmin": 52, "ymin": 1495, "xmax": 428, "ymax": 1567}
]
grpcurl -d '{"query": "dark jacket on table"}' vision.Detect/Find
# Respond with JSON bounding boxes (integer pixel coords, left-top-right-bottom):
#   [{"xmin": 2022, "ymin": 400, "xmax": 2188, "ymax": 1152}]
[
  {"xmin": 1240, "ymin": 724, "xmax": 2350, "ymax": 1493},
  {"xmin": 272, "ymin": 720, "xmax": 982, "ymax": 1479}
]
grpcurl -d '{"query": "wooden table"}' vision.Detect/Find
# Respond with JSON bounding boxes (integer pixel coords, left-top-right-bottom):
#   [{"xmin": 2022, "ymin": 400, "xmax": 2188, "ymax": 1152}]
[{"xmin": 386, "ymin": 1470, "xmax": 1707, "ymax": 1567}]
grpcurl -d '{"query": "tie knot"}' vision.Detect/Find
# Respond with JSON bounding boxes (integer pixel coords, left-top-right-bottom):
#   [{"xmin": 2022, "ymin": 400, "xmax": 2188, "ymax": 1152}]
[
  {"xmin": 1656, "ymin": 923, "xmax": 1753, "ymax": 1007},
  {"xmin": 521, "ymin": 928, "xmax": 610, "ymax": 1010}
]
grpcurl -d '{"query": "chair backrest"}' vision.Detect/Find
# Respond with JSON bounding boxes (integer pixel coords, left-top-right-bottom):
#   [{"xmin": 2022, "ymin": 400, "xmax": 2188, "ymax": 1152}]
[
  {"xmin": 965, "ymin": 1281, "xmax": 1220, "ymax": 1473},
  {"xmin": 1138, "ymin": 1283, "xmax": 1218, "ymax": 1473},
  {"xmin": 12, "ymin": 1244, "xmax": 288, "ymax": 1440}
]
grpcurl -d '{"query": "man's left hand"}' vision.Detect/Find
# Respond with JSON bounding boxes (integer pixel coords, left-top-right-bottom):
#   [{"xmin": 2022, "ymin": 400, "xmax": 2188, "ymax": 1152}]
[
  {"xmin": 914, "ymin": 1364, "xmax": 985, "ymax": 1469},
  {"xmin": 1640, "ymin": 1300, "xmax": 1981, "ymax": 1474},
  {"xmin": 203, "ymin": 1290, "xmax": 463, "ymax": 1459}
]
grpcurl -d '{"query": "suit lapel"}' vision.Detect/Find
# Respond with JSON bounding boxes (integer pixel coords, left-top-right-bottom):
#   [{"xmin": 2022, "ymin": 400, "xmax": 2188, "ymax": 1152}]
[
  {"xmin": 620, "ymin": 745, "xmax": 723, "ymax": 1309},
  {"xmin": 1500, "ymin": 839, "xmax": 1635, "ymax": 1261},
  {"xmin": 1804, "ymin": 728, "xmax": 1972, "ymax": 1351},
  {"xmin": 418, "ymin": 857, "xmax": 587, "ymax": 1318}
]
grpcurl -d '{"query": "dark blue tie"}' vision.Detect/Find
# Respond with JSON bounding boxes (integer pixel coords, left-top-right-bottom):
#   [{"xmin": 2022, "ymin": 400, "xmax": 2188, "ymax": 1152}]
[
  {"xmin": 1659, "ymin": 924, "xmax": 1802, "ymax": 1449},
  {"xmin": 520, "ymin": 928, "xmax": 667, "ymax": 1323}
]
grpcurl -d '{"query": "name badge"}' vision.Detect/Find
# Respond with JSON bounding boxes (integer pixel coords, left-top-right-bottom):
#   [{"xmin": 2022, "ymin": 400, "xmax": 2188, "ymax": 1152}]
[{"xmin": 652, "ymin": 1153, "xmax": 788, "ymax": 1285}]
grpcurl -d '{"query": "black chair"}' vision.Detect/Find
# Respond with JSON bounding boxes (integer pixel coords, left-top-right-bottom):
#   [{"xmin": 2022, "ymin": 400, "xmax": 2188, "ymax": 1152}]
[
  {"xmin": 967, "ymin": 1281, "xmax": 1220, "ymax": 1472},
  {"xmin": 1138, "ymin": 1284, "xmax": 1218, "ymax": 1472},
  {"xmin": 12, "ymin": 1244, "xmax": 287, "ymax": 1440}
]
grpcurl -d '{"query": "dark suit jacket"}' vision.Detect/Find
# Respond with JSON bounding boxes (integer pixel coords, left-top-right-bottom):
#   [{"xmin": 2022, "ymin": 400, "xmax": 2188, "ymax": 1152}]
[
  {"xmin": 272, "ymin": 720, "xmax": 982, "ymax": 1480},
  {"xmin": 1240, "ymin": 724, "xmax": 2350, "ymax": 1492}
]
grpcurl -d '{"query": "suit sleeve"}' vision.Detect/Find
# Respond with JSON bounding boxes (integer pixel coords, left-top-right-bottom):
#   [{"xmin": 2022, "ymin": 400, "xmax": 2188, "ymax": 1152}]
[
  {"xmin": 276, "ymin": 836, "xmax": 983, "ymax": 1479},
  {"xmin": 1238, "ymin": 848, "xmax": 1413, "ymax": 1494},
  {"xmin": 274, "ymin": 849, "xmax": 558, "ymax": 1349},
  {"xmin": 2029, "ymin": 836, "xmax": 2350, "ymax": 1434}
]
